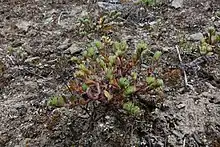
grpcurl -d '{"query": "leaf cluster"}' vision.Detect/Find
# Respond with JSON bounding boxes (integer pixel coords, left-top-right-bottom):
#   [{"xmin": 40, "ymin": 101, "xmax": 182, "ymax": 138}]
[
  {"xmin": 200, "ymin": 27, "xmax": 220, "ymax": 55},
  {"xmin": 67, "ymin": 37, "xmax": 164, "ymax": 114},
  {"xmin": 76, "ymin": 11, "xmax": 121, "ymax": 37}
]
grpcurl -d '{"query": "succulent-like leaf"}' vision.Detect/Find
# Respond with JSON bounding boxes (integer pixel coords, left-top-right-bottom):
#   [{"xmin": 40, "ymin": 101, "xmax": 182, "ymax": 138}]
[
  {"xmin": 208, "ymin": 26, "xmax": 216, "ymax": 36},
  {"xmin": 96, "ymin": 58, "xmax": 106, "ymax": 69},
  {"xmin": 87, "ymin": 47, "xmax": 95, "ymax": 57},
  {"xmin": 131, "ymin": 72, "xmax": 137, "ymax": 80},
  {"xmin": 108, "ymin": 55, "xmax": 116, "ymax": 66},
  {"xmin": 82, "ymin": 83, "xmax": 89, "ymax": 91},
  {"xmin": 146, "ymin": 76, "xmax": 156, "ymax": 85},
  {"xmin": 106, "ymin": 68, "xmax": 114, "ymax": 80},
  {"xmin": 156, "ymin": 79, "xmax": 164, "ymax": 87},
  {"xmin": 82, "ymin": 50, "xmax": 88, "ymax": 58},
  {"xmin": 119, "ymin": 77, "xmax": 130, "ymax": 88},
  {"xmin": 120, "ymin": 41, "xmax": 128, "ymax": 51},
  {"xmin": 115, "ymin": 50, "xmax": 124, "ymax": 57},
  {"xmin": 104, "ymin": 90, "xmax": 113, "ymax": 101},
  {"xmin": 74, "ymin": 70, "xmax": 86, "ymax": 78},
  {"xmin": 113, "ymin": 41, "xmax": 128, "ymax": 52},
  {"xmin": 47, "ymin": 96, "xmax": 65, "ymax": 107},
  {"xmin": 114, "ymin": 41, "xmax": 121, "ymax": 51},
  {"xmin": 70, "ymin": 56, "xmax": 80, "ymax": 63},
  {"xmin": 123, "ymin": 102, "xmax": 140, "ymax": 115},
  {"xmin": 78, "ymin": 64, "xmax": 90, "ymax": 74},
  {"xmin": 124, "ymin": 86, "xmax": 136, "ymax": 96},
  {"xmin": 136, "ymin": 40, "xmax": 148, "ymax": 52},
  {"xmin": 200, "ymin": 40, "xmax": 212, "ymax": 54},
  {"xmin": 153, "ymin": 51, "xmax": 162, "ymax": 61},
  {"xmin": 94, "ymin": 40, "xmax": 103, "ymax": 49}
]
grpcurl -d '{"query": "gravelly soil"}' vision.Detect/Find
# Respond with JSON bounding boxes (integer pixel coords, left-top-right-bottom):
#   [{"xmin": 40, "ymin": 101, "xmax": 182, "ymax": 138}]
[{"xmin": 0, "ymin": 0, "xmax": 220, "ymax": 147}]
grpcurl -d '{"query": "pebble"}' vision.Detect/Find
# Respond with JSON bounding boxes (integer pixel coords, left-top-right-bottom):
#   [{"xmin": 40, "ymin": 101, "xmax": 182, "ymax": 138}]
[
  {"xmin": 171, "ymin": 0, "xmax": 184, "ymax": 9},
  {"xmin": 65, "ymin": 43, "xmax": 82, "ymax": 54},
  {"xmin": 16, "ymin": 20, "xmax": 32, "ymax": 32},
  {"xmin": 24, "ymin": 57, "xmax": 40, "ymax": 63},
  {"xmin": 176, "ymin": 103, "xmax": 186, "ymax": 109},
  {"xmin": 189, "ymin": 32, "xmax": 204, "ymax": 41},
  {"xmin": 214, "ymin": 21, "xmax": 220, "ymax": 28}
]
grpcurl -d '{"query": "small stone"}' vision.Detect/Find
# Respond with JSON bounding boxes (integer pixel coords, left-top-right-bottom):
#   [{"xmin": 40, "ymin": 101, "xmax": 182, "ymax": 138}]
[
  {"xmin": 57, "ymin": 39, "xmax": 72, "ymax": 50},
  {"xmin": 189, "ymin": 33, "xmax": 204, "ymax": 41},
  {"xmin": 204, "ymin": 1, "xmax": 211, "ymax": 11},
  {"xmin": 24, "ymin": 57, "xmax": 40, "ymax": 63},
  {"xmin": 214, "ymin": 21, "xmax": 220, "ymax": 28},
  {"xmin": 162, "ymin": 46, "xmax": 172, "ymax": 52},
  {"xmin": 176, "ymin": 103, "xmax": 185, "ymax": 109},
  {"xmin": 171, "ymin": 0, "xmax": 184, "ymax": 9},
  {"xmin": 65, "ymin": 43, "xmax": 82, "ymax": 54},
  {"xmin": 16, "ymin": 20, "xmax": 32, "ymax": 32}
]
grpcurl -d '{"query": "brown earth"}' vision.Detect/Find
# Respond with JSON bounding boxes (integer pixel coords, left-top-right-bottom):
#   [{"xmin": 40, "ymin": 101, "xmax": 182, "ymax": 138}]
[{"xmin": 0, "ymin": 0, "xmax": 220, "ymax": 147}]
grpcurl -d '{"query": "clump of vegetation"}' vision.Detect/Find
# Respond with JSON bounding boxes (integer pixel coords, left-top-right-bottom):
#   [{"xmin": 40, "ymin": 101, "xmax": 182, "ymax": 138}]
[
  {"xmin": 47, "ymin": 96, "xmax": 66, "ymax": 107},
  {"xmin": 205, "ymin": 27, "xmax": 220, "ymax": 45},
  {"xmin": 63, "ymin": 37, "xmax": 163, "ymax": 115},
  {"xmin": 76, "ymin": 11, "xmax": 121, "ymax": 37},
  {"xmin": 200, "ymin": 27, "xmax": 220, "ymax": 55},
  {"xmin": 123, "ymin": 101, "xmax": 140, "ymax": 115},
  {"xmin": 47, "ymin": 37, "xmax": 164, "ymax": 115}
]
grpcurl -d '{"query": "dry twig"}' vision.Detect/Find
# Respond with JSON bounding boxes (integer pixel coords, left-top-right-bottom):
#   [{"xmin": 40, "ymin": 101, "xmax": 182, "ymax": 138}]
[{"xmin": 175, "ymin": 45, "xmax": 194, "ymax": 91}]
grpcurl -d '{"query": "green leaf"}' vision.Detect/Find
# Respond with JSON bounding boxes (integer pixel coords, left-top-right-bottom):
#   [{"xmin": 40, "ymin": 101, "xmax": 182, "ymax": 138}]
[
  {"xmin": 135, "ymin": 41, "xmax": 148, "ymax": 61},
  {"xmin": 96, "ymin": 58, "xmax": 106, "ymax": 69},
  {"xmin": 208, "ymin": 26, "xmax": 216, "ymax": 36},
  {"xmin": 156, "ymin": 79, "xmax": 164, "ymax": 87},
  {"xmin": 105, "ymin": 68, "xmax": 114, "ymax": 80},
  {"xmin": 114, "ymin": 41, "xmax": 121, "ymax": 51},
  {"xmin": 124, "ymin": 86, "xmax": 136, "ymax": 96},
  {"xmin": 82, "ymin": 50, "xmax": 88, "ymax": 57},
  {"xmin": 78, "ymin": 64, "xmax": 90, "ymax": 74},
  {"xmin": 113, "ymin": 41, "xmax": 128, "ymax": 52},
  {"xmin": 131, "ymin": 72, "xmax": 137, "ymax": 80},
  {"xmin": 123, "ymin": 102, "xmax": 140, "ymax": 115},
  {"xmin": 153, "ymin": 51, "xmax": 162, "ymax": 61},
  {"xmin": 47, "ymin": 96, "xmax": 65, "ymax": 107},
  {"xmin": 74, "ymin": 70, "xmax": 85, "ymax": 78},
  {"xmin": 120, "ymin": 41, "xmax": 128, "ymax": 51},
  {"xmin": 94, "ymin": 40, "xmax": 103, "ymax": 49},
  {"xmin": 115, "ymin": 50, "xmax": 124, "ymax": 57},
  {"xmin": 136, "ymin": 40, "xmax": 148, "ymax": 52},
  {"xmin": 133, "ymin": 106, "xmax": 140, "ymax": 114},
  {"xmin": 146, "ymin": 76, "xmax": 156, "ymax": 85},
  {"xmin": 118, "ymin": 77, "xmax": 130, "ymax": 89},
  {"xmin": 108, "ymin": 55, "xmax": 116, "ymax": 66},
  {"xmin": 70, "ymin": 56, "xmax": 80, "ymax": 63},
  {"xmin": 87, "ymin": 47, "xmax": 95, "ymax": 57},
  {"xmin": 82, "ymin": 83, "xmax": 88, "ymax": 91}
]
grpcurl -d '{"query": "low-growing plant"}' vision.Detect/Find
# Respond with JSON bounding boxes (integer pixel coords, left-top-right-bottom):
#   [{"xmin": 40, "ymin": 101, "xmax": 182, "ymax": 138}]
[
  {"xmin": 76, "ymin": 11, "xmax": 121, "ymax": 37},
  {"xmin": 123, "ymin": 101, "xmax": 140, "ymax": 115},
  {"xmin": 47, "ymin": 96, "xmax": 66, "ymax": 107},
  {"xmin": 199, "ymin": 27, "xmax": 220, "ymax": 55},
  {"xmin": 66, "ymin": 37, "xmax": 164, "ymax": 115},
  {"xmin": 205, "ymin": 27, "xmax": 220, "ymax": 45}
]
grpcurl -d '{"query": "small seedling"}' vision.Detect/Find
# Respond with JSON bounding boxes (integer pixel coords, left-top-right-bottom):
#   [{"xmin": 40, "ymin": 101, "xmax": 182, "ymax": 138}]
[
  {"xmin": 123, "ymin": 101, "xmax": 140, "ymax": 115},
  {"xmin": 76, "ymin": 11, "xmax": 121, "ymax": 37},
  {"xmin": 47, "ymin": 96, "xmax": 65, "ymax": 107}
]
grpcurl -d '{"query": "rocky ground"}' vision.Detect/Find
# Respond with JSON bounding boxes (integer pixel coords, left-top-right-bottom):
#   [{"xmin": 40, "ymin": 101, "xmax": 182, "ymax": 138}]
[{"xmin": 0, "ymin": 0, "xmax": 220, "ymax": 147}]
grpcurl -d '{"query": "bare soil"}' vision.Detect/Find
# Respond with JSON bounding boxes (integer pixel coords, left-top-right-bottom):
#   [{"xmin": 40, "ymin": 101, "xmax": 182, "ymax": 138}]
[{"xmin": 0, "ymin": 0, "xmax": 220, "ymax": 147}]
